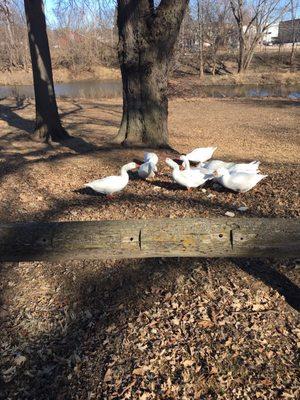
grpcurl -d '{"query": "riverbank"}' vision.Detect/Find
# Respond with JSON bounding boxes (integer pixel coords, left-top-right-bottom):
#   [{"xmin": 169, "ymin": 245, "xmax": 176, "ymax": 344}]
[
  {"xmin": 0, "ymin": 65, "xmax": 121, "ymax": 86},
  {"xmin": 1, "ymin": 65, "xmax": 300, "ymax": 88},
  {"xmin": 171, "ymin": 71, "xmax": 300, "ymax": 87}
]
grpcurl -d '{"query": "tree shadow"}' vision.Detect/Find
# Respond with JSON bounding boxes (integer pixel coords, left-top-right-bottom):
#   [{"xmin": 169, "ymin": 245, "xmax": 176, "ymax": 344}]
[
  {"xmin": 0, "ymin": 102, "xmax": 34, "ymax": 134},
  {"xmin": 0, "ymin": 99, "xmax": 87, "ymax": 139},
  {"xmin": 0, "ymin": 161, "xmax": 299, "ymax": 397},
  {"xmin": 1, "ymin": 253, "xmax": 298, "ymax": 399},
  {"xmin": 232, "ymin": 258, "xmax": 300, "ymax": 312},
  {"xmin": 58, "ymin": 136, "xmax": 99, "ymax": 154}
]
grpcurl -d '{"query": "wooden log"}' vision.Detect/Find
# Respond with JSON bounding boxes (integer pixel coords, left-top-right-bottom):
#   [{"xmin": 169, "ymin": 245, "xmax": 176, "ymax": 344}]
[{"xmin": 0, "ymin": 218, "xmax": 299, "ymax": 262}]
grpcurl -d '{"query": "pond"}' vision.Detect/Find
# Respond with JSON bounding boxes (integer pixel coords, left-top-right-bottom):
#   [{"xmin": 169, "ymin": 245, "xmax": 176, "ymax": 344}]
[{"xmin": 0, "ymin": 79, "xmax": 300, "ymax": 100}]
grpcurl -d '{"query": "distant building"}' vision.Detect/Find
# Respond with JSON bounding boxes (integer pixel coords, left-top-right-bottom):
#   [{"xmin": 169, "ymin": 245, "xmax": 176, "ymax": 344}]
[
  {"xmin": 278, "ymin": 18, "xmax": 300, "ymax": 44},
  {"xmin": 263, "ymin": 24, "xmax": 279, "ymax": 44}
]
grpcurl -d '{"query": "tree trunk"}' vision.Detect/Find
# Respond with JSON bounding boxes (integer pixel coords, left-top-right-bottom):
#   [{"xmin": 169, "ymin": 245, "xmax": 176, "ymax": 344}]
[
  {"xmin": 197, "ymin": 0, "xmax": 204, "ymax": 79},
  {"xmin": 237, "ymin": 35, "xmax": 246, "ymax": 73},
  {"xmin": 114, "ymin": 0, "xmax": 188, "ymax": 147},
  {"xmin": 115, "ymin": 48, "xmax": 169, "ymax": 146},
  {"xmin": 290, "ymin": 41, "xmax": 296, "ymax": 71},
  {"xmin": 289, "ymin": 0, "xmax": 297, "ymax": 71},
  {"xmin": 289, "ymin": 20, "xmax": 296, "ymax": 70},
  {"xmin": 24, "ymin": 0, "xmax": 69, "ymax": 142}
]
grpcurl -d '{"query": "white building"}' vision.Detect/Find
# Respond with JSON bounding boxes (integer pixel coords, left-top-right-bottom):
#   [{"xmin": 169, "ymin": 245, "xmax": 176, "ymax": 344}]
[{"xmin": 263, "ymin": 24, "xmax": 279, "ymax": 44}]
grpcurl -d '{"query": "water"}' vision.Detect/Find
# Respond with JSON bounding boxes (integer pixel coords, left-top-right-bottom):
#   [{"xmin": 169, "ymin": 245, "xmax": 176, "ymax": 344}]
[
  {"xmin": 196, "ymin": 84, "xmax": 300, "ymax": 99},
  {"xmin": 0, "ymin": 79, "xmax": 299, "ymax": 100},
  {"xmin": 0, "ymin": 79, "xmax": 122, "ymax": 99}
]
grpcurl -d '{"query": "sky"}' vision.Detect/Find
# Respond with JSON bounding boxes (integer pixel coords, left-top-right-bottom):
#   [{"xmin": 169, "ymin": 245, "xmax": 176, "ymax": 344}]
[
  {"xmin": 44, "ymin": 0, "xmax": 299, "ymax": 27},
  {"xmin": 44, "ymin": 0, "xmax": 58, "ymax": 26}
]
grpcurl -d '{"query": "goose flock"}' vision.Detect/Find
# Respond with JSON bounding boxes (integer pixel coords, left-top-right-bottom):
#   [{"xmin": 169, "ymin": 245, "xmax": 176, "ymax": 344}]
[{"xmin": 84, "ymin": 147, "xmax": 267, "ymax": 197}]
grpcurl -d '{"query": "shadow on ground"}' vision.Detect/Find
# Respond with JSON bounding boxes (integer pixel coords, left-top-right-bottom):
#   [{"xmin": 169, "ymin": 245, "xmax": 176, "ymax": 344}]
[{"xmin": 0, "ymin": 255, "xmax": 299, "ymax": 399}]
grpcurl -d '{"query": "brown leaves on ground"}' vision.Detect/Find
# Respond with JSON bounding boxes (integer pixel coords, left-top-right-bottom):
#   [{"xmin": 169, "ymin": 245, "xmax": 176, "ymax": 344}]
[
  {"xmin": 0, "ymin": 96, "xmax": 299, "ymax": 398},
  {"xmin": 0, "ymin": 96, "xmax": 299, "ymax": 224},
  {"xmin": 0, "ymin": 258, "xmax": 299, "ymax": 399}
]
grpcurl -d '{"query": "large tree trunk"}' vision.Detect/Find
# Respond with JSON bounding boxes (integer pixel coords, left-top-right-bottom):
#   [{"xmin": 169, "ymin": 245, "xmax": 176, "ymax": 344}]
[
  {"xmin": 116, "ymin": 48, "xmax": 169, "ymax": 146},
  {"xmin": 24, "ymin": 0, "xmax": 69, "ymax": 142},
  {"xmin": 114, "ymin": 0, "xmax": 188, "ymax": 147}
]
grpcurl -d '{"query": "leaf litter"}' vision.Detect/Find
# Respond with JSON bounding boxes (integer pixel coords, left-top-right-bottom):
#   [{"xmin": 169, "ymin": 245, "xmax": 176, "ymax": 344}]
[
  {"xmin": 0, "ymin": 97, "xmax": 299, "ymax": 398},
  {"xmin": 0, "ymin": 258, "xmax": 299, "ymax": 399}
]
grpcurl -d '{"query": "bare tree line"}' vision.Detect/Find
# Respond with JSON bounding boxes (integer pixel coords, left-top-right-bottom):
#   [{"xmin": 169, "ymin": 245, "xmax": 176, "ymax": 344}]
[
  {"xmin": 0, "ymin": 0, "xmax": 29, "ymax": 70},
  {"xmin": 0, "ymin": 0, "xmax": 299, "ymax": 146},
  {"xmin": 0, "ymin": 0, "xmax": 117, "ymax": 72},
  {"xmin": 0, "ymin": 0, "xmax": 299, "ymax": 76}
]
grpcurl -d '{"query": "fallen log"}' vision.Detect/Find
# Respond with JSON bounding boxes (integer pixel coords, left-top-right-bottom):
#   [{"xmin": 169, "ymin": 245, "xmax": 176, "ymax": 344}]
[{"xmin": 0, "ymin": 218, "xmax": 299, "ymax": 261}]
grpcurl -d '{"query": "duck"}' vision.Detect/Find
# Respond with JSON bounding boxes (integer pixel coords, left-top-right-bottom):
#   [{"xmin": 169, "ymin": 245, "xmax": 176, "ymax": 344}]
[
  {"xmin": 138, "ymin": 161, "xmax": 157, "ymax": 179},
  {"xmin": 185, "ymin": 147, "xmax": 217, "ymax": 163},
  {"xmin": 214, "ymin": 167, "xmax": 267, "ymax": 193},
  {"xmin": 166, "ymin": 158, "xmax": 213, "ymax": 190},
  {"xmin": 84, "ymin": 162, "xmax": 137, "ymax": 196}
]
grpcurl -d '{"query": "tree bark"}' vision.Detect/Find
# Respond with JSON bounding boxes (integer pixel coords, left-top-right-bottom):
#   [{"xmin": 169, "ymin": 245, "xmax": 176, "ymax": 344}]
[
  {"xmin": 237, "ymin": 30, "xmax": 246, "ymax": 73},
  {"xmin": 114, "ymin": 0, "xmax": 188, "ymax": 147},
  {"xmin": 289, "ymin": 1, "xmax": 297, "ymax": 71},
  {"xmin": 197, "ymin": 0, "xmax": 204, "ymax": 78},
  {"xmin": 24, "ymin": 0, "xmax": 69, "ymax": 142}
]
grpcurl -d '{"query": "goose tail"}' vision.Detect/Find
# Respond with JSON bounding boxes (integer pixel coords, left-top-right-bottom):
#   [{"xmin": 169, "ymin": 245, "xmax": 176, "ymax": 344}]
[{"xmin": 258, "ymin": 174, "xmax": 268, "ymax": 181}]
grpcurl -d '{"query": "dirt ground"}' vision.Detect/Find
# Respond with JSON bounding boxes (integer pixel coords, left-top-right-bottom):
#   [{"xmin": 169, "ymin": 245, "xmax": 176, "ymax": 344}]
[{"xmin": 0, "ymin": 95, "xmax": 299, "ymax": 399}]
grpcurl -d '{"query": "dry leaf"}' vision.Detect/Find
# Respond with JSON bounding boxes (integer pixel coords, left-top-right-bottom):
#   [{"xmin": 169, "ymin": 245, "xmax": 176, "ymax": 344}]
[
  {"xmin": 15, "ymin": 355, "xmax": 27, "ymax": 366},
  {"xmin": 183, "ymin": 359, "xmax": 195, "ymax": 367},
  {"xmin": 211, "ymin": 366, "xmax": 218, "ymax": 374},
  {"xmin": 106, "ymin": 324, "xmax": 116, "ymax": 333},
  {"xmin": 132, "ymin": 366, "xmax": 150, "ymax": 376},
  {"xmin": 252, "ymin": 304, "xmax": 265, "ymax": 311},
  {"xmin": 103, "ymin": 368, "xmax": 113, "ymax": 382},
  {"xmin": 140, "ymin": 393, "xmax": 151, "ymax": 400},
  {"xmin": 198, "ymin": 320, "xmax": 214, "ymax": 328}
]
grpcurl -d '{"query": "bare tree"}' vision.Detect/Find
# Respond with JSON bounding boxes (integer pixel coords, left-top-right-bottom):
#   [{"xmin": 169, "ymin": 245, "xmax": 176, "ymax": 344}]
[
  {"xmin": 186, "ymin": 1, "xmax": 234, "ymax": 78},
  {"xmin": 114, "ymin": 0, "xmax": 189, "ymax": 147},
  {"xmin": 229, "ymin": 0, "xmax": 289, "ymax": 73},
  {"xmin": 202, "ymin": 0, "xmax": 232, "ymax": 75},
  {"xmin": 51, "ymin": 0, "xmax": 117, "ymax": 71},
  {"xmin": 196, "ymin": 0, "xmax": 205, "ymax": 77},
  {"xmin": 289, "ymin": 0, "xmax": 299, "ymax": 70},
  {"xmin": 24, "ymin": 0, "xmax": 68, "ymax": 142},
  {"xmin": 0, "ymin": 0, "xmax": 29, "ymax": 70}
]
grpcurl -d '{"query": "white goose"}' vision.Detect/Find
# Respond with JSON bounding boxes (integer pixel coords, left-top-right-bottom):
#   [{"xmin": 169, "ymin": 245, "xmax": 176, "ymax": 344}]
[
  {"xmin": 144, "ymin": 152, "xmax": 158, "ymax": 164},
  {"xmin": 85, "ymin": 162, "xmax": 137, "ymax": 196},
  {"xmin": 214, "ymin": 167, "xmax": 267, "ymax": 193},
  {"xmin": 138, "ymin": 152, "xmax": 159, "ymax": 179},
  {"xmin": 138, "ymin": 161, "xmax": 157, "ymax": 179},
  {"xmin": 180, "ymin": 155, "xmax": 212, "ymax": 174},
  {"xmin": 185, "ymin": 147, "xmax": 217, "ymax": 163},
  {"xmin": 201, "ymin": 160, "xmax": 260, "ymax": 174},
  {"xmin": 166, "ymin": 158, "xmax": 213, "ymax": 190}
]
